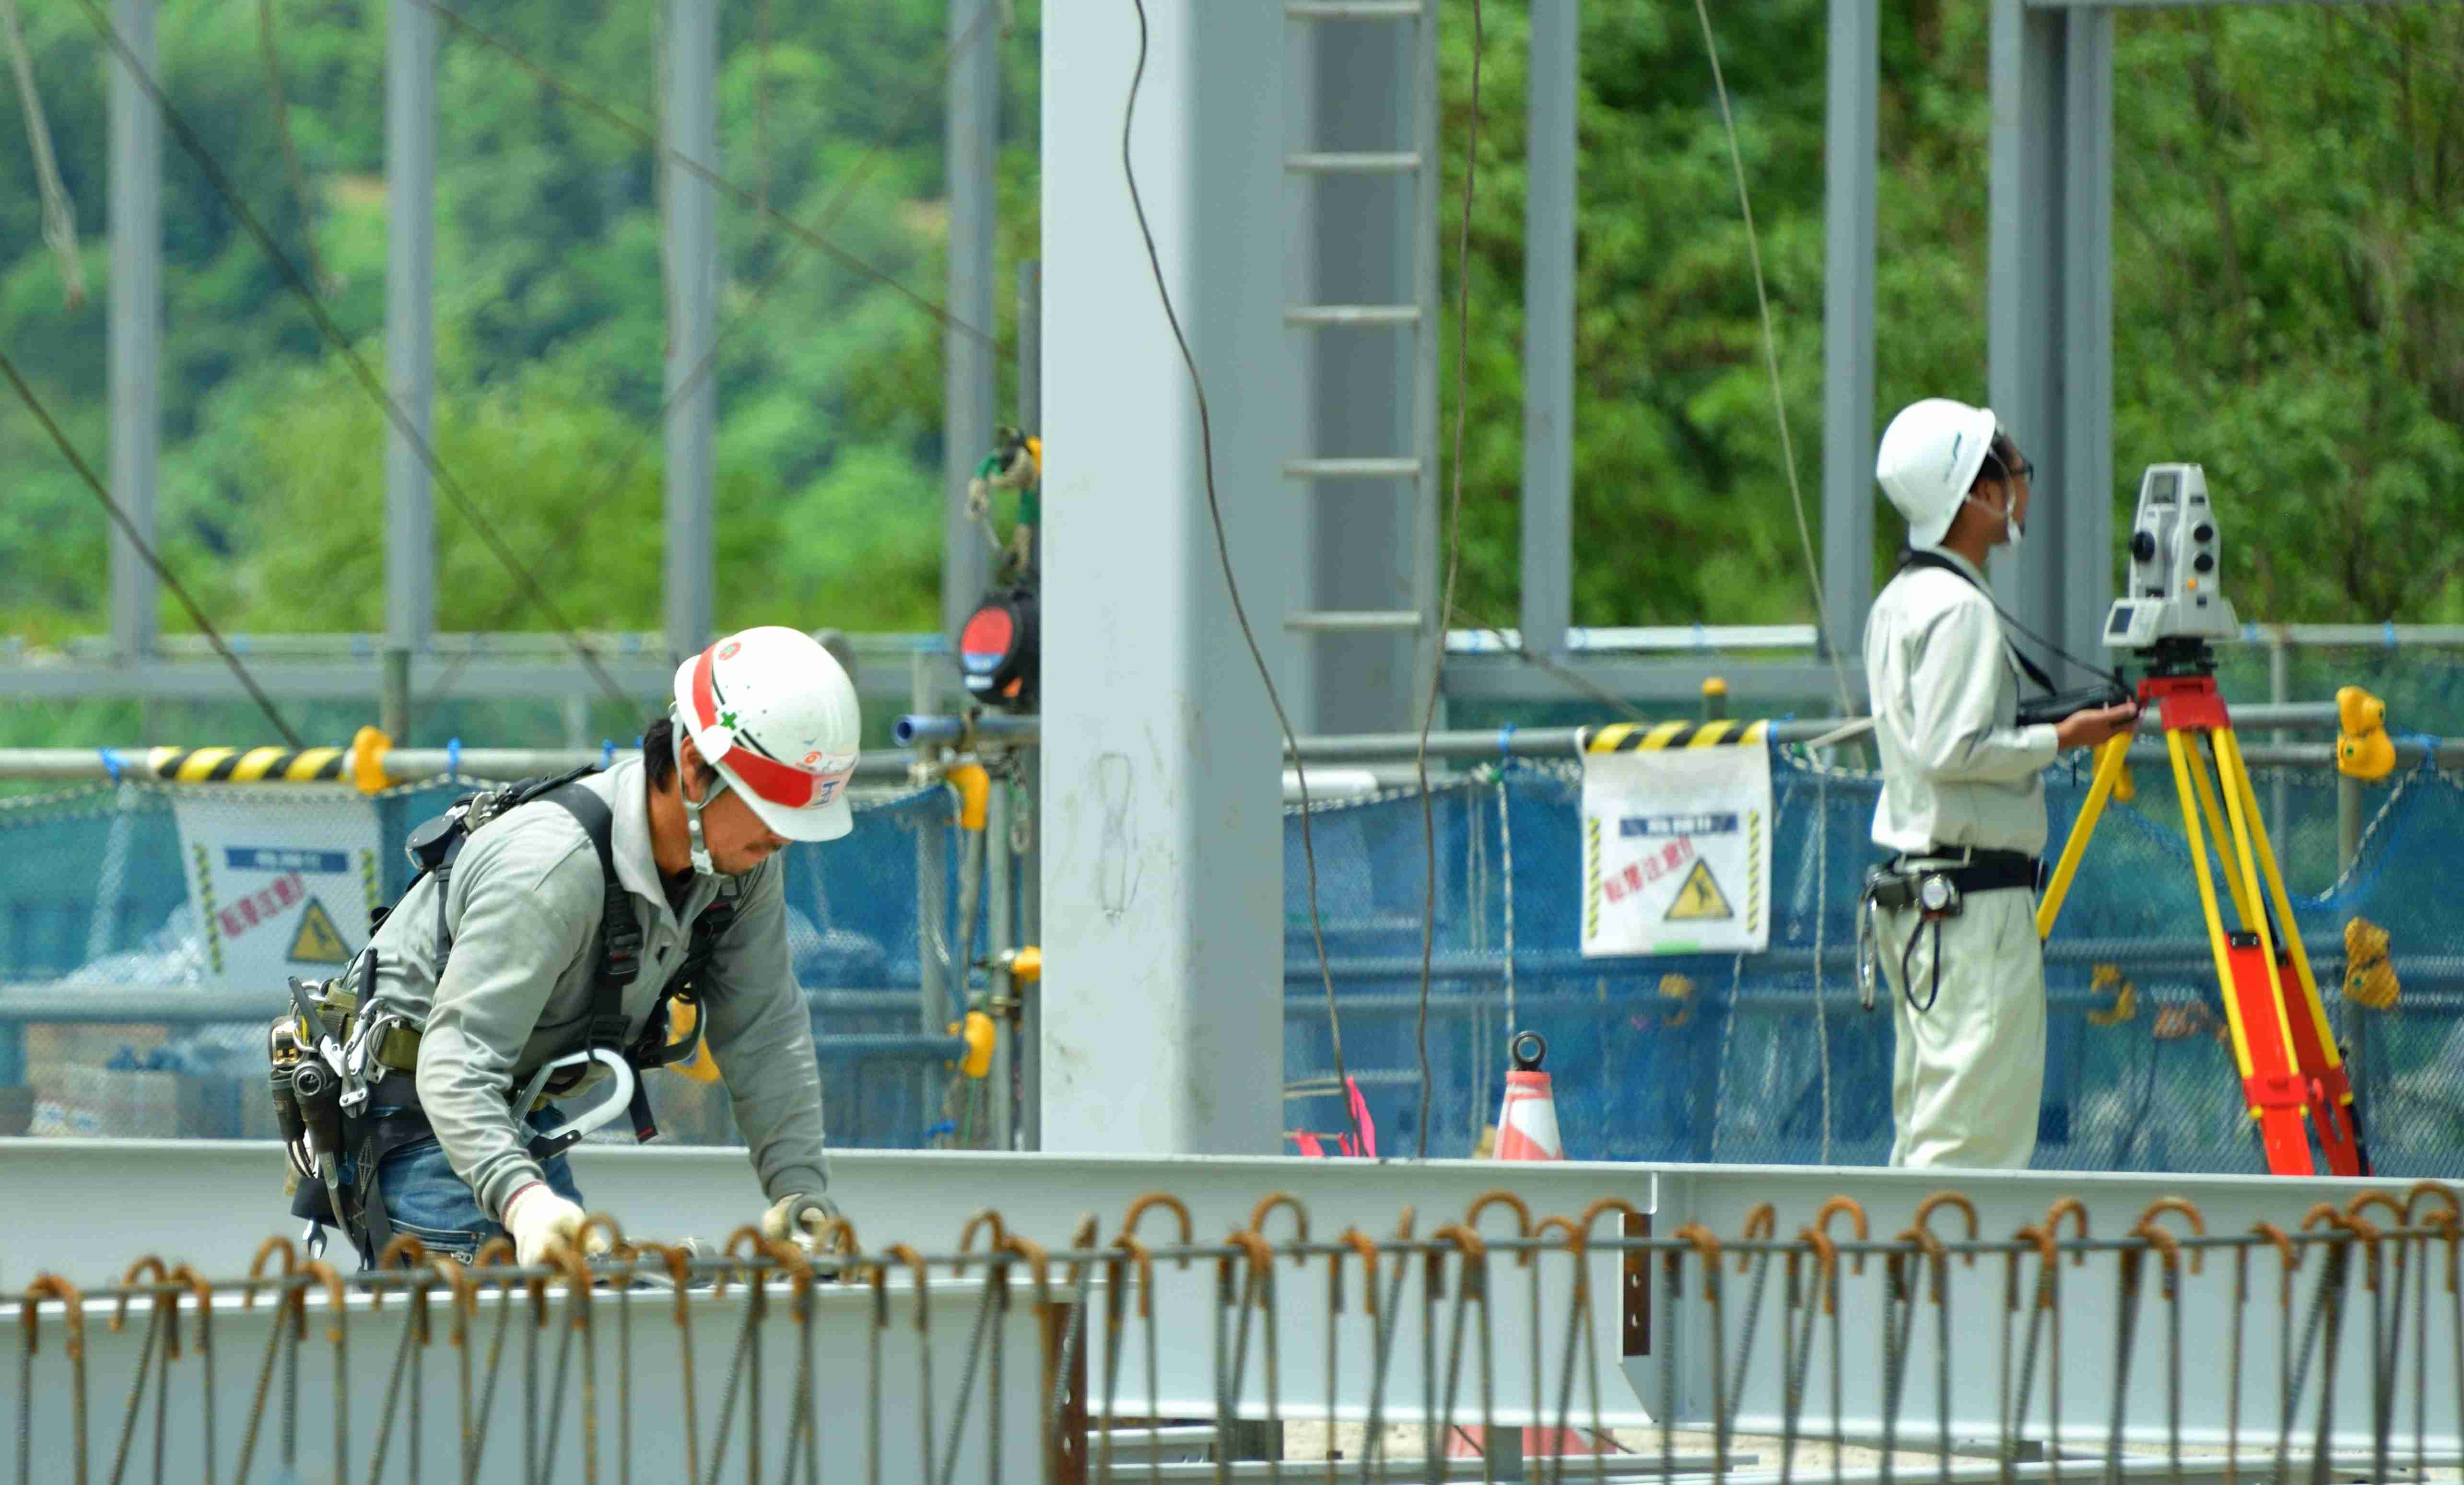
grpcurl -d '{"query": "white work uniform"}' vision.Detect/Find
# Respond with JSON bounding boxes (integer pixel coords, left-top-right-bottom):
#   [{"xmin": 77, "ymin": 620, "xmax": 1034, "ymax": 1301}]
[{"xmin": 1864, "ymin": 550, "xmax": 2059, "ymax": 1169}]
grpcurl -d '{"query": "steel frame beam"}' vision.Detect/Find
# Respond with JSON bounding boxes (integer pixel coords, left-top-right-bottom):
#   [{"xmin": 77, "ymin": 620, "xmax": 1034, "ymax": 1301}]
[{"xmin": 0, "ymin": 1143, "xmax": 2433, "ymax": 1445}]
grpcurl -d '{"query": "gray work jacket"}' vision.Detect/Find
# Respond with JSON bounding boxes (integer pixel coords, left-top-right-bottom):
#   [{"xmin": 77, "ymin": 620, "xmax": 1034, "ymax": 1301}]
[
  {"xmin": 359, "ymin": 758, "xmax": 829, "ymax": 1221},
  {"xmin": 1864, "ymin": 549, "xmax": 2061, "ymax": 858}
]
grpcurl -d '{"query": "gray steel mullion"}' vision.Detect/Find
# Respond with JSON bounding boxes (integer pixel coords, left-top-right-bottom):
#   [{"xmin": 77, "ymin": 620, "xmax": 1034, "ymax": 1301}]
[
  {"xmin": 1520, "ymin": 0, "xmax": 1577, "ymax": 666},
  {"xmin": 1410, "ymin": 0, "xmax": 1443, "ymax": 711},
  {"xmin": 941, "ymin": 0, "xmax": 1001, "ymax": 645},
  {"xmin": 2060, "ymin": 4, "xmax": 2115, "ymax": 675},
  {"xmin": 1819, "ymin": 0, "xmax": 1878, "ymax": 672},
  {"xmin": 661, "ymin": 0, "xmax": 719, "ymax": 664},
  {"xmin": 384, "ymin": 0, "xmax": 436, "ymax": 660},
  {"xmin": 107, "ymin": 0, "xmax": 160, "ymax": 665}
]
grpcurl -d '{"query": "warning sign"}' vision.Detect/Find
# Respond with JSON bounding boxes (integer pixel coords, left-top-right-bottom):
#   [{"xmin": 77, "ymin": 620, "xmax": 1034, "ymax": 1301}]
[
  {"xmin": 171, "ymin": 789, "xmax": 381, "ymax": 997},
  {"xmin": 287, "ymin": 898, "xmax": 353, "ymax": 963},
  {"xmin": 1664, "ymin": 860, "xmax": 1734, "ymax": 922},
  {"xmin": 1581, "ymin": 740, "xmax": 1769, "ymax": 955}
]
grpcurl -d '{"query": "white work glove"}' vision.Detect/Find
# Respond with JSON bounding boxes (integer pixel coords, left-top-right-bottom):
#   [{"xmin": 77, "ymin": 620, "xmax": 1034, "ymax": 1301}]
[
  {"xmin": 761, "ymin": 1192, "xmax": 843, "ymax": 1256},
  {"xmin": 502, "ymin": 1182, "xmax": 609, "ymax": 1267}
]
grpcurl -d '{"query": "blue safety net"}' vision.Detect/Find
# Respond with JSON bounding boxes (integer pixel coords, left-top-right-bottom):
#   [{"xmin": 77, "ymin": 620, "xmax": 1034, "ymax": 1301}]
[
  {"xmin": 0, "ymin": 779, "xmax": 979, "ymax": 1151},
  {"xmin": 1278, "ymin": 743, "xmax": 2464, "ymax": 1174},
  {"xmin": 3, "ymin": 724, "xmax": 2460, "ymax": 1176}
]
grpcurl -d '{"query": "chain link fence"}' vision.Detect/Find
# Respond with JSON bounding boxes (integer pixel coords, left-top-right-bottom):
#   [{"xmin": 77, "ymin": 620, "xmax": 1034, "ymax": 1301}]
[{"xmin": 1, "ymin": 729, "xmax": 2456, "ymax": 1173}]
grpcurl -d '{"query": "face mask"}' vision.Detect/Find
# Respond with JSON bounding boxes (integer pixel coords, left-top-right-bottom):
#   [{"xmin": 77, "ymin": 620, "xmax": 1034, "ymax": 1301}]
[{"xmin": 1957, "ymin": 490, "xmax": 2023, "ymax": 548}]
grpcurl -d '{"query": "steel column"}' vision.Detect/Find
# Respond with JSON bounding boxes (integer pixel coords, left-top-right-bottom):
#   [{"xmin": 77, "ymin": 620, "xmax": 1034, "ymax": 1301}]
[
  {"xmin": 106, "ymin": 0, "xmax": 159, "ymax": 664},
  {"xmin": 1990, "ymin": 0, "xmax": 2114, "ymax": 676},
  {"xmin": 384, "ymin": 0, "xmax": 435, "ymax": 668},
  {"xmin": 942, "ymin": 0, "xmax": 1001, "ymax": 646},
  {"xmin": 1040, "ymin": 0, "xmax": 1297, "ymax": 1155},
  {"xmin": 1820, "ymin": 0, "xmax": 1878, "ymax": 668},
  {"xmin": 661, "ymin": 0, "xmax": 718, "ymax": 663},
  {"xmin": 1519, "ymin": 0, "xmax": 1577, "ymax": 666}
]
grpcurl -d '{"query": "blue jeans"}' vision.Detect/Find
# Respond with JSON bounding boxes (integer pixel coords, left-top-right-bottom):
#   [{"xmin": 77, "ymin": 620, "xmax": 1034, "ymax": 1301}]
[{"xmin": 367, "ymin": 1106, "xmax": 586, "ymax": 1263}]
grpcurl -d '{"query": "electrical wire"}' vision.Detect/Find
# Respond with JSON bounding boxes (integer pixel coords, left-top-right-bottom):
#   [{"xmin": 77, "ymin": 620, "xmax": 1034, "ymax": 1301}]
[
  {"xmin": 1414, "ymin": 0, "xmax": 1482, "ymax": 1159},
  {"xmin": 74, "ymin": 0, "xmax": 636, "ymax": 713},
  {"xmin": 0, "ymin": 349, "xmax": 306, "ymax": 748},
  {"xmin": 256, "ymin": 0, "xmax": 331, "ymax": 296},
  {"xmin": 423, "ymin": 0, "xmax": 1012, "ymax": 707},
  {"xmin": 1, "ymin": 0, "xmax": 85, "ymax": 309},
  {"xmin": 1119, "ymin": 0, "xmax": 1360, "ymax": 1153},
  {"xmin": 405, "ymin": 0, "xmax": 1000, "ymax": 356},
  {"xmin": 1689, "ymin": 0, "xmax": 1859, "ymax": 726}
]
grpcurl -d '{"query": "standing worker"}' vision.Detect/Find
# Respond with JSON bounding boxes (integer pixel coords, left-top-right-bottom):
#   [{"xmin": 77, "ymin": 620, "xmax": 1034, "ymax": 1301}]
[
  {"xmin": 283, "ymin": 626, "xmax": 863, "ymax": 1264},
  {"xmin": 1864, "ymin": 400, "xmax": 2139, "ymax": 1168}
]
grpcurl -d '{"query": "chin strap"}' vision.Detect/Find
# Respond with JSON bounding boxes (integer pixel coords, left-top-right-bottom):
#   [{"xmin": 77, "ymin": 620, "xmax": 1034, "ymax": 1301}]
[{"xmin": 673, "ymin": 704, "xmax": 731, "ymax": 876}]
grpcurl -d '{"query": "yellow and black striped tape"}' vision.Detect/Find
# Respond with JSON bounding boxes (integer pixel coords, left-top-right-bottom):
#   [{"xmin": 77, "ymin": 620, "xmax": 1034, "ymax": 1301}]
[
  {"xmin": 1584, "ymin": 814, "xmax": 1603, "ymax": 942},
  {"xmin": 146, "ymin": 746, "xmax": 349, "ymax": 783},
  {"xmin": 1581, "ymin": 719, "xmax": 1770, "ymax": 752}
]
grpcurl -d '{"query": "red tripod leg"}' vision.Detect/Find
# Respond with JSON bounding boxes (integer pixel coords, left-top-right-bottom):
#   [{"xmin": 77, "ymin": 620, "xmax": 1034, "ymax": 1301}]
[
  {"xmin": 2275, "ymin": 947, "xmax": 2368, "ymax": 1175},
  {"xmin": 2226, "ymin": 934, "xmax": 2316, "ymax": 1175}
]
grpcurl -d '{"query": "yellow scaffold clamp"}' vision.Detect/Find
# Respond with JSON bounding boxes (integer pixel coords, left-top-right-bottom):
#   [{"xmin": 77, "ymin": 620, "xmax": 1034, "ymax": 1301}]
[
  {"xmin": 2344, "ymin": 917, "xmax": 2399, "ymax": 1011},
  {"xmin": 350, "ymin": 725, "xmax": 394, "ymax": 795},
  {"xmin": 2336, "ymin": 686, "xmax": 2394, "ymax": 781},
  {"xmin": 947, "ymin": 1011, "xmax": 997, "ymax": 1079},
  {"xmin": 2085, "ymin": 964, "xmax": 2137, "ymax": 1028}
]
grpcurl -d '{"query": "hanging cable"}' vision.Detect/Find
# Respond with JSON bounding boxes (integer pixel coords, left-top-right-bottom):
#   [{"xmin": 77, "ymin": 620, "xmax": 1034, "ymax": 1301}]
[
  {"xmin": 404, "ymin": 0, "xmax": 1000, "ymax": 356},
  {"xmin": 1689, "ymin": 0, "xmax": 1859, "ymax": 725},
  {"xmin": 256, "ymin": 0, "xmax": 332, "ymax": 296},
  {"xmin": 74, "ymin": 0, "xmax": 636, "ymax": 711},
  {"xmin": 1415, "ymin": 0, "xmax": 1482, "ymax": 1159},
  {"xmin": 0, "ymin": 350, "xmax": 306, "ymax": 748},
  {"xmin": 1119, "ymin": 0, "xmax": 1359, "ymax": 1151},
  {"xmin": 426, "ymin": 0, "xmax": 1015, "ymax": 706},
  {"xmin": 1, "ymin": 0, "xmax": 85, "ymax": 308}
]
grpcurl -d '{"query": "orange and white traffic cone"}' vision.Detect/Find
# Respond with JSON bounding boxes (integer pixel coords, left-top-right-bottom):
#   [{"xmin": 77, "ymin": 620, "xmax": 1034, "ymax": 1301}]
[
  {"xmin": 1451, "ymin": 1033, "xmax": 1611, "ymax": 1464},
  {"xmin": 1492, "ymin": 1031, "xmax": 1564, "ymax": 1161}
]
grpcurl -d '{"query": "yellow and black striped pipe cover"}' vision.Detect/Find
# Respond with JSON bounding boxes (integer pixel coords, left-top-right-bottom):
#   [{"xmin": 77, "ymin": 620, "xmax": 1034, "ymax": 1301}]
[
  {"xmin": 1578, "ymin": 719, "xmax": 1771, "ymax": 752},
  {"xmin": 145, "ymin": 745, "xmax": 350, "ymax": 783}
]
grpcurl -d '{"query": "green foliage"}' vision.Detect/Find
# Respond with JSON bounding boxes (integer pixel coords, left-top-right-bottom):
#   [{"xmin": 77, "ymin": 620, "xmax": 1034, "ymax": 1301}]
[
  {"xmin": 1433, "ymin": 0, "xmax": 2464, "ymax": 632},
  {"xmin": 0, "ymin": 0, "xmax": 1037, "ymax": 652},
  {"xmin": 2, "ymin": 0, "xmax": 2460, "ymax": 705}
]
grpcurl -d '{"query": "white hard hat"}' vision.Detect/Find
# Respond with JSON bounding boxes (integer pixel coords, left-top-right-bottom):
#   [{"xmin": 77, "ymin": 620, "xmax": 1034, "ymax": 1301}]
[
  {"xmin": 1875, "ymin": 398, "xmax": 2002, "ymax": 550},
  {"xmin": 670, "ymin": 626, "xmax": 863, "ymax": 843}
]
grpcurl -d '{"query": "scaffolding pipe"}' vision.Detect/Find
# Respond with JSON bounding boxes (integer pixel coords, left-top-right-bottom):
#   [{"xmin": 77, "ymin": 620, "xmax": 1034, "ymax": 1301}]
[{"xmin": 896, "ymin": 702, "xmax": 2354, "ymax": 754}]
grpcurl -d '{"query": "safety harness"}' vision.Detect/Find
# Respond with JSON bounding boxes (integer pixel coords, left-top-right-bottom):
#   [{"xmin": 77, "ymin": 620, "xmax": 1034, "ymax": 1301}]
[{"xmin": 280, "ymin": 767, "xmax": 738, "ymax": 1264}]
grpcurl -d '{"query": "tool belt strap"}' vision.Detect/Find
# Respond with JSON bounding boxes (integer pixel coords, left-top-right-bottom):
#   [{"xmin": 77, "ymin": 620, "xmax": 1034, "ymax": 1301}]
[{"xmin": 1895, "ymin": 847, "xmax": 2042, "ymax": 896}]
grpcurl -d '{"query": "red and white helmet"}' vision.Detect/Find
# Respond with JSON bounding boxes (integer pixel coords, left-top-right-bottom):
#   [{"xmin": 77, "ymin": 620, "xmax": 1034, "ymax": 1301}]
[{"xmin": 670, "ymin": 626, "xmax": 862, "ymax": 848}]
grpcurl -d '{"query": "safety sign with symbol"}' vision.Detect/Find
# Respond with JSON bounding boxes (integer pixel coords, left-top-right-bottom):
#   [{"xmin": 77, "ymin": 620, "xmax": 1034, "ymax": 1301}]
[
  {"xmin": 287, "ymin": 898, "xmax": 354, "ymax": 964},
  {"xmin": 174, "ymin": 796, "xmax": 382, "ymax": 995},
  {"xmin": 1664, "ymin": 859, "xmax": 1735, "ymax": 922},
  {"xmin": 1581, "ymin": 739, "xmax": 1770, "ymax": 955}
]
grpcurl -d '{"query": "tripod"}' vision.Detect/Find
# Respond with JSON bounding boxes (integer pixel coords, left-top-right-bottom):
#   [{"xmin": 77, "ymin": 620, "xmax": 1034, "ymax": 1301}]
[{"xmin": 2034, "ymin": 640, "xmax": 2367, "ymax": 1177}]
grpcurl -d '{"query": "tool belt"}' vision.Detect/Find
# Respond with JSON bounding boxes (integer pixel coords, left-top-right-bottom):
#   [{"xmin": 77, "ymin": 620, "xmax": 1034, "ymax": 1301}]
[
  {"xmin": 1855, "ymin": 847, "xmax": 2043, "ymax": 1015},
  {"xmin": 1867, "ymin": 847, "xmax": 2043, "ymax": 908}
]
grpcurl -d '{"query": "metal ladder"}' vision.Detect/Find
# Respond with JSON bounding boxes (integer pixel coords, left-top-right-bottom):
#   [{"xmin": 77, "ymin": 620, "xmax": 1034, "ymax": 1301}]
[{"xmin": 1280, "ymin": 0, "xmax": 1441, "ymax": 727}]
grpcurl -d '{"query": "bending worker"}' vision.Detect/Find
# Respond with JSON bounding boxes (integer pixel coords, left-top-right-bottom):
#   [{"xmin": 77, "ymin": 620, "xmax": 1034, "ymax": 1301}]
[
  {"xmin": 1866, "ymin": 400, "xmax": 2139, "ymax": 1169},
  {"xmin": 329, "ymin": 626, "xmax": 861, "ymax": 1263}
]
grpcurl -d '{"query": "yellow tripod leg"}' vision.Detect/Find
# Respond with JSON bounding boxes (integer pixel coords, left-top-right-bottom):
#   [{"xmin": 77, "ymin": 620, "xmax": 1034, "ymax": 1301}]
[
  {"xmin": 2168, "ymin": 731, "xmax": 2260, "ymax": 1089},
  {"xmin": 2209, "ymin": 727, "xmax": 2307, "ymax": 1082},
  {"xmin": 2215, "ymin": 728, "xmax": 2332, "ymax": 1030},
  {"xmin": 2186, "ymin": 734, "xmax": 2264, "ymax": 932},
  {"xmin": 2037, "ymin": 731, "xmax": 2134, "ymax": 942}
]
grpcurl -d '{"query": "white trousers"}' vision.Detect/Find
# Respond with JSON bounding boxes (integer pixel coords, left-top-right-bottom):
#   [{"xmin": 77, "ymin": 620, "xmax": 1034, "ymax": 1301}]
[{"xmin": 1876, "ymin": 887, "xmax": 2046, "ymax": 1169}]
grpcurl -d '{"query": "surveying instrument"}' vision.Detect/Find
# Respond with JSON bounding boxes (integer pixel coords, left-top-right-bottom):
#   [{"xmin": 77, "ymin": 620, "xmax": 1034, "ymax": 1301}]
[{"xmin": 2034, "ymin": 464, "xmax": 2367, "ymax": 1177}]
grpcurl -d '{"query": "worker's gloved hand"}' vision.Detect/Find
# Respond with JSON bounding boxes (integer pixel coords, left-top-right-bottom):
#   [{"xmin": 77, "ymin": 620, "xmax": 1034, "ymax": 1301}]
[
  {"xmin": 761, "ymin": 1192, "xmax": 844, "ymax": 1257},
  {"xmin": 503, "ymin": 1182, "xmax": 607, "ymax": 1267}
]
